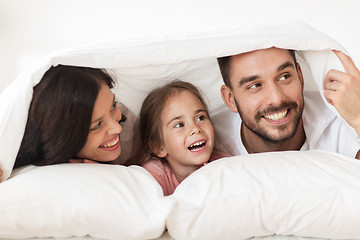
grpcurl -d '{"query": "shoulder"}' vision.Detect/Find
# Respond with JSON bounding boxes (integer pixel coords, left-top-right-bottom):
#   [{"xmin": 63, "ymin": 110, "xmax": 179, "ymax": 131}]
[
  {"xmin": 142, "ymin": 158, "xmax": 171, "ymax": 175},
  {"xmin": 142, "ymin": 158, "xmax": 179, "ymax": 196},
  {"xmin": 302, "ymin": 91, "xmax": 360, "ymax": 157},
  {"xmin": 303, "ymin": 91, "xmax": 337, "ymax": 129},
  {"xmin": 210, "ymin": 150, "xmax": 232, "ymax": 161},
  {"xmin": 303, "ymin": 91, "xmax": 334, "ymax": 118}
]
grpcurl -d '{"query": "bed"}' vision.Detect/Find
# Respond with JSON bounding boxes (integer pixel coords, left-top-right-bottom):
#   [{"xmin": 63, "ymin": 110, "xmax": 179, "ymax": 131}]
[{"xmin": 1, "ymin": 1, "xmax": 360, "ymax": 240}]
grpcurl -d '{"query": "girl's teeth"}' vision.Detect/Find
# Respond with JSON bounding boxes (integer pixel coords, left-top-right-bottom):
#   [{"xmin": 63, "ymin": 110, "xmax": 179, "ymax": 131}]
[
  {"xmin": 188, "ymin": 141, "xmax": 206, "ymax": 151},
  {"xmin": 189, "ymin": 141, "xmax": 205, "ymax": 148},
  {"xmin": 264, "ymin": 110, "xmax": 287, "ymax": 121}
]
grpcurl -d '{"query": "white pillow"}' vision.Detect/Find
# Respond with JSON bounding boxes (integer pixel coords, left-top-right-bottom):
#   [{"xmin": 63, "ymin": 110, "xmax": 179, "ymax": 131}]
[
  {"xmin": 0, "ymin": 164, "xmax": 172, "ymax": 239},
  {"xmin": 167, "ymin": 150, "xmax": 360, "ymax": 240}
]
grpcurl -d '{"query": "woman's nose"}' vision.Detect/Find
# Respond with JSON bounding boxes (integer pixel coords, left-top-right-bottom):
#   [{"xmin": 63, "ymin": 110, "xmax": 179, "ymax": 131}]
[
  {"xmin": 107, "ymin": 107, "xmax": 123, "ymax": 135},
  {"xmin": 107, "ymin": 120, "xmax": 122, "ymax": 135}
]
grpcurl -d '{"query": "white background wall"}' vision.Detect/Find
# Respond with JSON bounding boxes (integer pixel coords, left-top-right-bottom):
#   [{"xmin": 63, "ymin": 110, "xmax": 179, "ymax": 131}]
[{"xmin": 1, "ymin": 0, "xmax": 360, "ymax": 93}]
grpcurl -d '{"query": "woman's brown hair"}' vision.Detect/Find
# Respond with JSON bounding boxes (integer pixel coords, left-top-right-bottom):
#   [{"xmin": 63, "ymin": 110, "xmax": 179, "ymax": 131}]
[{"xmin": 15, "ymin": 65, "xmax": 114, "ymax": 168}]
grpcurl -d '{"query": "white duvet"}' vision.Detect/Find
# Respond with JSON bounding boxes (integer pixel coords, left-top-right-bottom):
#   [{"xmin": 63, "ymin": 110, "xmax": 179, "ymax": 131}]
[{"xmin": 1, "ymin": 18, "xmax": 360, "ymax": 240}]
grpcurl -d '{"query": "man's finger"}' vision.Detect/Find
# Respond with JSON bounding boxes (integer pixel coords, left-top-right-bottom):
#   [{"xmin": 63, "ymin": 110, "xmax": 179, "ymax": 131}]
[
  {"xmin": 333, "ymin": 50, "xmax": 357, "ymax": 75},
  {"xmin": 324, "ymin": 68, "xmax": 347, "ymax": 87}
]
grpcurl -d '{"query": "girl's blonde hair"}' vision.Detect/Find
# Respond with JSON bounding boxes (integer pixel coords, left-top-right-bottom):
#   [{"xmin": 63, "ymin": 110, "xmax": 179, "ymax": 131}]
[{"xmin": 136, "ymin": 80, "xmax": 211, "ymax": 165}]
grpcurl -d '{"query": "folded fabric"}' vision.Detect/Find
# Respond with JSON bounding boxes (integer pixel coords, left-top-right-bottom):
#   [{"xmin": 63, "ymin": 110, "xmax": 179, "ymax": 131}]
[{"xmin": 0, "ymin": 21, "xmax": 347, "ymax": 180}]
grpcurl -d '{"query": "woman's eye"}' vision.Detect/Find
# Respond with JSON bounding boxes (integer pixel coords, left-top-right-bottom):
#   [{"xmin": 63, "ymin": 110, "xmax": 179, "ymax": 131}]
[
  {"xmin": 174, "ymin": 122, "xmax": 184, "ymax": 128},
  {"xmin": 90, "ymin": 121, "xmax": 102, "ymax": 131},
  {"xmin": 111, "ymin": 100, "xmax": 117, "ymax": 111}
]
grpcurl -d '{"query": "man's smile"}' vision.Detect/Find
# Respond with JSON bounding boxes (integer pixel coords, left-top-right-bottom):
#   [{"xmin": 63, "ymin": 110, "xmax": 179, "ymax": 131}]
[{"xmin": 263, "ymin": 109, "xmax": 288, "ymax": 121}]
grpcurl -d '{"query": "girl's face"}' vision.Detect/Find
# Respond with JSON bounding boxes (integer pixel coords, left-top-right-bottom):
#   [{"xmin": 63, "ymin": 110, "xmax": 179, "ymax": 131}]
[
  {"xmin": 157, "ymin": 90, "xmax": 215, "ymax": 173},
  {"xmin": 76, "ymin": 83, "xmax": 123, "ymax": 162}
]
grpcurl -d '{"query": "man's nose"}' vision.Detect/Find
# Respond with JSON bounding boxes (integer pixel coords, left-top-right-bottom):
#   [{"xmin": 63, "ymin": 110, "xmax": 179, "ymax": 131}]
[{"xmin": 264, "ymin": 83, "xmax": 286, "ymax": 105}]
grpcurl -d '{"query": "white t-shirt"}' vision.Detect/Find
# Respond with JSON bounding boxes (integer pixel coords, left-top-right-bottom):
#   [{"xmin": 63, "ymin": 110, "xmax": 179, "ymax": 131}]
[{"xmin": 212, "ymin": 91, "xmax": 360, "ymax": 158}]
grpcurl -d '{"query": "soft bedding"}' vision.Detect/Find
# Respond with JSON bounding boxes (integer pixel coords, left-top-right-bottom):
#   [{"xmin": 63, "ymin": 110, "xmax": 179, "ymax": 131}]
[
  {"xmin": 2, "ymin": 151, "xmax": 360, "ymax": 240},
  {"xmin": 0, "ymin": 232, "xmax": 326, "ymax": 240},
  {"xmin": 1, "ymin": 20, "xmax": 360, "ymax": 240}
]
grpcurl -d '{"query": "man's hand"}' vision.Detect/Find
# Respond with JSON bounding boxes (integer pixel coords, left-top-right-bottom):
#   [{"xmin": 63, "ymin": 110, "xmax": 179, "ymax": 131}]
[
  {"xmin": 0, "ymin": 167, "xmax": 3, "ymax": 183},
  {"xmin": 324, "ymin": 50, "xmax": 360, "ymax": 136}
]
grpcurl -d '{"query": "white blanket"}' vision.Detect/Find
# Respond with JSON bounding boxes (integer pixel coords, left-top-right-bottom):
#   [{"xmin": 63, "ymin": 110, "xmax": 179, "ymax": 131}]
[
  {"xmin": 0, "ymin": 21, "xmax": 348, "ymax": 180},
  {"xmin": 1, "ymin": 20, "xmax": 360, "ymax": 240}
]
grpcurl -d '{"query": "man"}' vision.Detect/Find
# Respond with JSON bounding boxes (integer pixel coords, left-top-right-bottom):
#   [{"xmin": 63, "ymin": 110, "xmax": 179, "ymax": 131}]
[{"xmin": 216, "ymin": 47, "xmax": 360, "ymax": 159}]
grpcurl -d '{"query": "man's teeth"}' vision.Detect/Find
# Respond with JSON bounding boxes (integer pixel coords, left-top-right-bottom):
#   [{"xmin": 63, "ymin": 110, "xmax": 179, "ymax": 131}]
[
  {"xmin": 188, "ymin": 141, "xmax": 206, "ymax": 151},
  {"xmin": 264, "ymin": 110, "xmax": 288, "ymax": 121},
  {"xmin": 100, "ymin": 136, "xmax": 119, "ymax": 148}
]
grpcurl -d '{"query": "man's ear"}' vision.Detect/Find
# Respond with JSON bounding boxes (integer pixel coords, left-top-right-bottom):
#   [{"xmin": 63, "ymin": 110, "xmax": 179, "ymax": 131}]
[
  {"xmin": 296, "ymin": 63, "xmax": 305, "ymax": 91},
  {"xmin": 220, "ymin": 85, "xmax": 239, "ymax": 113}
]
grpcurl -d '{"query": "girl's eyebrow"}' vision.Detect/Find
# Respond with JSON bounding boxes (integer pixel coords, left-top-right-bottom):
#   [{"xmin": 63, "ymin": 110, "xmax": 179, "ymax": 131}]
[
  {"xmin": 91, "ymin": 94, "xmax": 115, "ymax": 124},
  {"xmin": 167, "ymin": 115, "xmax": 183, "ymax": 126},
  {"xmin": 195, "ymin": 109, "xmax": 206, "ymax": 114},
  {"xmin": 166, "ymin": 109, "xmax": 206, "ymax": 126}
]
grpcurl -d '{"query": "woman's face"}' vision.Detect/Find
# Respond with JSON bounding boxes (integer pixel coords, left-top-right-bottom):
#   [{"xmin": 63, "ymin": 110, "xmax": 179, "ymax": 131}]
[{"xmin": 76, "ymin": 83, "xmax": 123, "ymax": 162}]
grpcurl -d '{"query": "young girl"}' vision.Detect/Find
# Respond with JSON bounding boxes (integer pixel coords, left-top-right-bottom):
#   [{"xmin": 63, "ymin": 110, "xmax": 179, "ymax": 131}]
[{"xmin": 137, "ymin": 80, "xmax": 230, "ymax": 196}]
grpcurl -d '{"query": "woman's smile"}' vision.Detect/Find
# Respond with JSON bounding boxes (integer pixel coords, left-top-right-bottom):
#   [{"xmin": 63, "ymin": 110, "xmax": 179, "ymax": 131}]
[{"xmin": 99, "ymin": 135, "xmax": 120, "ymax": 151}]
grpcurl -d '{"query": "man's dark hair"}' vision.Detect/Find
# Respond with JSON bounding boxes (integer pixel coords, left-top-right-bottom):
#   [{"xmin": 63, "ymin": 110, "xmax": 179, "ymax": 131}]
[{"xmin": 217, "ymin": 49, "xmax": 297, "ymax": 89}]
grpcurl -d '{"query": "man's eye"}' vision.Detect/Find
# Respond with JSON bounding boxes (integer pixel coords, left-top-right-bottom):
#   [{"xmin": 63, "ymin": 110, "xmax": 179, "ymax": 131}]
[
  {"xmin": 90, "ymin": 122, "xmax": 101, "ymax": 131},
  {"xmin": 279, "ymin": 74, "xmax": 290, "ymax": 81},
  {"xmin": 248, "ymin": 83, "xmax": 261, "ymax": 89},
  {"xmin": 174, "ymin": 122, "xmax": 184, "ymax": 128}
]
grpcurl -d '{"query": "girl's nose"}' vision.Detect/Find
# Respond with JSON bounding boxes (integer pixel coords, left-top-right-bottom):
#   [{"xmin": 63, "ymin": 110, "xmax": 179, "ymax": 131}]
[{"xmin": 190, "ymin": 124, "xmax": 201, "ymax": 136}]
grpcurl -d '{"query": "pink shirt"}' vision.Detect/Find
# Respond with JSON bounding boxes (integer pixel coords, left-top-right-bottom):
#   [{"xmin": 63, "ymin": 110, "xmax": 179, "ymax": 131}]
[{"xmin": 142, "ymin": 151, "xmax": 230, "ymax": 196}]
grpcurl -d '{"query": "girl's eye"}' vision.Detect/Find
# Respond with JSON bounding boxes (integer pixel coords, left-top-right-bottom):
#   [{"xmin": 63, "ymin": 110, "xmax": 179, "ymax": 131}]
[
  {"xmin": 174, "ymin": 122, "xmax": 184, "ymax": 128},
  {"xmin": 90, "ymin": 121, "xmax": 102, "ymax": 131},
  {"xmin": 196, "ymin": 115, "xmax": 205, "ymax": 122}
]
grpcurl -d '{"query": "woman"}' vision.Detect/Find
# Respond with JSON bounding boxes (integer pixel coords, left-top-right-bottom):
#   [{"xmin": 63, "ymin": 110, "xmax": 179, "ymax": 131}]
[{"xmin": 14, "ymin": 65, "xmax": 136, "ymax": 169}]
